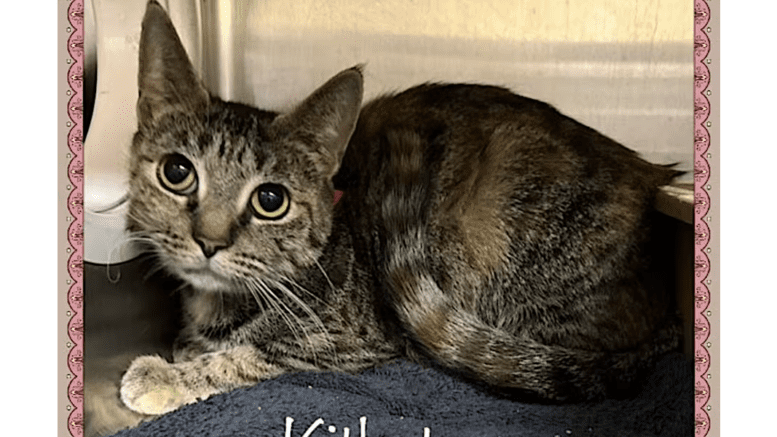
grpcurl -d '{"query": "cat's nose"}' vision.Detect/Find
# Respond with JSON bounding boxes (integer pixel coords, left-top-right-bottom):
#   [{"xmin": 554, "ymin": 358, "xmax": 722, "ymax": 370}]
[
  {"xmin": 195, "ymin": 237, "xmax": 228, "ymax": 258},
  {"xmin": 192, "ymin": 201, "xmax": 234, "ymax": 258}
]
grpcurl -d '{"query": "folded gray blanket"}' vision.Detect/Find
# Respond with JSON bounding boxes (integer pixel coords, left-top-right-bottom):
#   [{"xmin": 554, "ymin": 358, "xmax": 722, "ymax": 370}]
[{"xmin": 112, "ymin": 353, "xmax": 693, "ymax": 437}]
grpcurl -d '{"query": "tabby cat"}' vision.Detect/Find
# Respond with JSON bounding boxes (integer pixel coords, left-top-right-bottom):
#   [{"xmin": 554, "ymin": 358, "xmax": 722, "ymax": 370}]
[{"xmin": 119, "ymin": 0, "xmax": 681, "ymax": 417}]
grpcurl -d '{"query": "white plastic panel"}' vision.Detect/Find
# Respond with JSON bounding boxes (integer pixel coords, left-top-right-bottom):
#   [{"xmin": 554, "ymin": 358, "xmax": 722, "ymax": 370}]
[{"xmin": 84, "ymin": 0, "xmax": 201, "ymax": 263}]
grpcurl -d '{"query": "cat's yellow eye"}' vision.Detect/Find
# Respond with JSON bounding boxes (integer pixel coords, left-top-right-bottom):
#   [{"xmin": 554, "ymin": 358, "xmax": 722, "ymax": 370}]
[
  {"xmin": 157, "ymin": 154, "xmax": 197, "ymax": 194},
  {"xmin": 250, "ymin": 184, "xmax": 290, "ymax": 220}
]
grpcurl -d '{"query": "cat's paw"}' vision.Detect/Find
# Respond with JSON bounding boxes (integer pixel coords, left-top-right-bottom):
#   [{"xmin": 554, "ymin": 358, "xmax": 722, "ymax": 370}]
[{"xmin": 120, "ymin": 355, "xmax": 197, "ymax": 416}]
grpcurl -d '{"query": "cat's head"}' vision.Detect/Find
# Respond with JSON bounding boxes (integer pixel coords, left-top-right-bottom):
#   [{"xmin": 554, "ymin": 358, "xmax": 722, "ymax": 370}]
[{"xmin": 126, "ymin": 1, "xmax": 363, "ymax": 293}]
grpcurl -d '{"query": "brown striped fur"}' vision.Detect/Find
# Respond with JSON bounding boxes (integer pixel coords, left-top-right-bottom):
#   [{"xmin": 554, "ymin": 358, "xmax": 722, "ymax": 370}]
[{"xmin": 116, "ymin": 0, "xmax": 681, "ymax": 421}]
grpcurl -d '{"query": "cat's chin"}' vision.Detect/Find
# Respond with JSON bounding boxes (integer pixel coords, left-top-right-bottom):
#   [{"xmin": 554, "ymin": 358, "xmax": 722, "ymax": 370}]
[{"xmin": 179, "ymin": 269, "xmax": 234, "ymax": 293}]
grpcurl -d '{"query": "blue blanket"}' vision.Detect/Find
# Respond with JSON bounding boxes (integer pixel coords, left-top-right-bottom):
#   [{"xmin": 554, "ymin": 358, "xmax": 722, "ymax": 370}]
[{"xmin": 112, "ymin": 353, "xmax": 693, "ymax": 437}]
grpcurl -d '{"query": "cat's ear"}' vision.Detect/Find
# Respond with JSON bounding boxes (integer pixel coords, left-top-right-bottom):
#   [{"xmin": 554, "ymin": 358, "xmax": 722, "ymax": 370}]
[
  {"xmin": 274, "ymin": 66, "xmax": 364, "ymax": 177},
  {"xmin": 137, "ymin": 1, "xmax": 209, "ymax": 126}
]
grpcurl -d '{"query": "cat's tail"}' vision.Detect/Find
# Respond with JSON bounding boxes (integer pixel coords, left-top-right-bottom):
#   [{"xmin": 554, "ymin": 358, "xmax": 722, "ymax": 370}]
[{"xmin": 386, "ymin": 267, "xmax": 681, "ymax": 401}]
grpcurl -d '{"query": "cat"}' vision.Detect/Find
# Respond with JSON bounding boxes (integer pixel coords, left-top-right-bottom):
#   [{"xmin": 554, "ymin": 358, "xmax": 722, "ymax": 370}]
[{"xmin": 118, "ymin": 0, "xmax": 682, "ymax": 418}]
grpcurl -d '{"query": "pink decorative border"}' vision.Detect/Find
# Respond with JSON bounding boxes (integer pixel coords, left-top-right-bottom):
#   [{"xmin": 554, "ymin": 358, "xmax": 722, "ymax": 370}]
[
  {"xmin": 693, "ymin": 0, "xmax": 714, "ymax": 435},
  {"xmin": 60, "ymin": 0, "xmax": 715, "ymax": 435},
  {"xmin": 64, "ymin": 0, "xmax": 85, "ymax": 436}
]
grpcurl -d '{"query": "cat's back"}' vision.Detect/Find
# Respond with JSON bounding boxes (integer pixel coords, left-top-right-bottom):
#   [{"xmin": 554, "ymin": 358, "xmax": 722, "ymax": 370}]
[
  {"xmin": 335, "ymin": 82, "xmax": 679, "ymax": 379},
  {"xmin": 339, "ymin": 83, "xmax": 675, "ymax": 195},
  {"xmin": 338, "ymin": 84, "xmax": 678, "ymax": 263}
]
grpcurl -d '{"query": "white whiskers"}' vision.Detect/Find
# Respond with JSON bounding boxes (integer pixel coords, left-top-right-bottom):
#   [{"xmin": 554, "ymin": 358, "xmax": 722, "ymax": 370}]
[{"xmin": 314, "ymin": 259, "xmax": 336, "ymax": 293}]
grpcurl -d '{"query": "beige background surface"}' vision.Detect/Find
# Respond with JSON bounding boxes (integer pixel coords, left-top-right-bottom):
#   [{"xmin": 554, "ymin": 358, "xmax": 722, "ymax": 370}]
[{"xmin": 248, "ymin": 0, "xmax": 693, "ymax": 42}]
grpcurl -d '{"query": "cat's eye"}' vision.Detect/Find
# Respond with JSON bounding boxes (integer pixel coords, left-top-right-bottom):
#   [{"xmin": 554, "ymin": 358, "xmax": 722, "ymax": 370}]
[
  {"xmin": 250, "ymin": 184, "xmax": 290, "ymax": 220},
  {"xmin": 158, "ymin": 154, "xmax": 197, "ymax": 194}
]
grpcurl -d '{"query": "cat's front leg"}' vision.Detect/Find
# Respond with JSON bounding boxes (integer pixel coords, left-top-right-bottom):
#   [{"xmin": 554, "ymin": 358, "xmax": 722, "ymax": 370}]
[{"xmin": 120, "ymin": 345, "xmax": 283, "ymax": 415}]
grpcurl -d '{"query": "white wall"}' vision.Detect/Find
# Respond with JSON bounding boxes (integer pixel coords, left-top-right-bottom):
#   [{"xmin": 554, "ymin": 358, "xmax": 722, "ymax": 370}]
[
  {"xmin": 84, "ymin": 0, "xmax": 693, "ymax": 263},
  {"xmin": 224, "ymin": 0, "xmax": 693, "ymax": 167},
  {"xmin": 244, "ymin": 0, "xmax": 692, "ymax": 43}
]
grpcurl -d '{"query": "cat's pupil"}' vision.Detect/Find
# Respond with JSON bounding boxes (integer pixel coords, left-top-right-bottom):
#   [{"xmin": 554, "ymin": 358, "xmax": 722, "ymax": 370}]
[
  {"xmin": 164, "ymin": 155, "xmax": 192, "ymax": 184},
  {"xmin": 259, "ymin": 186, "xmax": 283, "ymax": 212}
]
